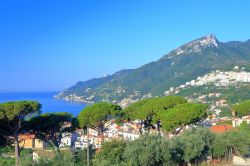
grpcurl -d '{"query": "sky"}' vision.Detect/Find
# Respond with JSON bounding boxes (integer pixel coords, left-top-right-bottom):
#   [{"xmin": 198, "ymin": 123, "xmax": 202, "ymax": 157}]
[{"xmin": 1, "ymin": 0, "xmax": 250, "ymax": 92}]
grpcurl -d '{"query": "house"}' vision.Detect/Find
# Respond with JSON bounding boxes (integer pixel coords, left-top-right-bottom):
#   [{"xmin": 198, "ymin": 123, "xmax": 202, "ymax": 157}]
[
  {"xmin": 232, "ymin": 116, "xmax": 250, "ymax": 127},
  {"xmin": 19, "ymin": 134, "xmax": 47, "ymax": 149},
  {"xmin": 59, "ymin": 132, "xmax": 77, "ymax": 148},
  {"xmin": 19, "ymin": 134, "xmax": 36, "ymax": 149},
  {"xmin": 74, "ymin": 134, "xmax": 90, "ymax": 149},
  {"xmin": 215, "ymin": 99, "xmax": 228, "ymax": 107},
  {"xmin": 118, "ymin": 131, "xmax": 140, "ymax": 141},
  {"xmin": 74, "ymin": 133, "xmax": 103, "ymax": 149},
  {"xmin": 93, "ymin": 136, "xmax": 102, "ymax": 148},
  {"xmin": 210, "ymin": 124, "xmax": 235, "ymax": 133},
  {"xmin": 34, "ymin": 139, "xmax": 47, "ymax": 149},
  {"xmin": 89, "ymin": 128, "xmax": 98, "ymax": 136}
]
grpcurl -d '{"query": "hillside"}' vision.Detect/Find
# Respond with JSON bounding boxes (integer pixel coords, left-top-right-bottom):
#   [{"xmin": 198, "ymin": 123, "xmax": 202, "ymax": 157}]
[
  {"xmin": 56, "ymin": 34, "xmax": 250, "ymax": 107},
  {"xmin": 166, "ymin": 68, "xmax": 250, "ymax": 117}
]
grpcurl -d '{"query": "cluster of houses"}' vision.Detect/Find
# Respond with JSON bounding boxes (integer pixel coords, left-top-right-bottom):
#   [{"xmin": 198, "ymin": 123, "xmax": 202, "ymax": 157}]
[
  {"xmin": 64, "ymin": 119, "xmax": 152, "ymax": 150},
  {"xmin": 163, "ymin": 67, "xmax": 250, "ymax": 119},
  {"xmin": 19, "ymin": 112, "xmax": 250, "ymax": 161},
  {"xmin": 165, "ymin": 69, "xmax": 250, "ymax": 96}
]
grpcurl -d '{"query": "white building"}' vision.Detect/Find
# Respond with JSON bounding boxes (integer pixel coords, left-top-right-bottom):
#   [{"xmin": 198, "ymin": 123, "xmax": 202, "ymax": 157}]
[
  {"xmin": 232, "ymin": 116, "xmax": 250, "ymax": 127},
  {"xmin": 118, "ymin": 131, "xmax": 140, "ymax": 141},
  {"xmin": 59, "ymin": 132, "xmax": 77, "ymax": 148}
]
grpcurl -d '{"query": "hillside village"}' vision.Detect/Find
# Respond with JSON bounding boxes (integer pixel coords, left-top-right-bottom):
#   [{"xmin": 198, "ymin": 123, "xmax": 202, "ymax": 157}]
[
  {"xmin": 29, "ymin": 66, "xmax": 250, "ymax": 162},
  {"xmin": 164, "ymin": 66, "xmax": 250, "ymax": 96},
  {"xmin": 164, "ymin": 66, "xmax": 250, "ymax": 118},
  {"xmin": 2, "ymin": 92, "xmax": 250, "ymax": 165},
  {"xmin": 19, "ymin": 112, "xmax": 250, "ymax": 162},
  {"xmin": 56, "ymin": 66, "xmax": 250, "ymax": 110}
]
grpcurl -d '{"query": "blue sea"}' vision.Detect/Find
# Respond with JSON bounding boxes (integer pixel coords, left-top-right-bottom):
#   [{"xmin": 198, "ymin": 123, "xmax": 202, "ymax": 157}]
[{"xmin": 0, "ymin": 92, "xmax": 86, "ymax": 116}]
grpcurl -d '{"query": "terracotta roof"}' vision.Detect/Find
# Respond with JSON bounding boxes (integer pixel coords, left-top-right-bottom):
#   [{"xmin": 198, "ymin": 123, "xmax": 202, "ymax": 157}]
[
  {"xmin": 18, "ymin": 134, "xmax": 36, "ymax": 139},
  {"xmin": 115, "ymin": 126, "xmax": 121, "ymax": 129},
  {"xmin": 210, "ymin": 125, "xmax": 235, "ymax": 133}
]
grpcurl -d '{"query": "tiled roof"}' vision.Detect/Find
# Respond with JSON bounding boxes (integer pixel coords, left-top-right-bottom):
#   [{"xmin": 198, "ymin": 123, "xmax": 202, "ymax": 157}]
[
  {"xmin": 18, "ymin": 134, "xmax": 36, "ymax": 139},
  {"xmin": 210, "ymin": 125, "xmax": 235, "ymax": 133}
]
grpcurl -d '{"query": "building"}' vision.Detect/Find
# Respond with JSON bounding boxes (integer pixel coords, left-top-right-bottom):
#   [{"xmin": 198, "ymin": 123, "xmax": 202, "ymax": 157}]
[
  {"xmin": 210, "ymin": 124, "xmax": 235, "ymax": 134},
  {"xmin": 232, "ymin": 116, "xmax": 250, "ymax": 127},
  {"xmin": 118, "ymin": 131, "xmax": 140, "ymax": 141},
  {"xmin": 19, "ymin": 134, "xmax": 47, "ymax": 149},
  {"xmin": 74, "ymin": 133, "xmax": 104, "ymax": 149},
  {"xmin": 19, "ymin": 134, "xmax": 36, "ymax": 149},
  {"xmin": 34, "ymin": 139, "xmax": 47, "ymax": 149},
  {"xmin": 59, "ymin": 132, "xmax": 77, "ymax": 148}
]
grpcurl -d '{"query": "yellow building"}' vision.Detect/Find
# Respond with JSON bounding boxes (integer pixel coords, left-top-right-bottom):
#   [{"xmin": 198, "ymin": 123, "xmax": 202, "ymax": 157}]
[
  {"xmin": 18, "ymin": 134, "xmax": 47, "ymax": 149},
  {"xmin": 19, "ymin": 134, "xmax": 35, "ymax": 149}
]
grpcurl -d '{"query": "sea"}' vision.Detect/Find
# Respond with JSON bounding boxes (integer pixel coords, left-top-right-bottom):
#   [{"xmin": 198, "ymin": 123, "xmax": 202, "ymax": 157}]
[{"xmin": 0, "ymin": 92, "xmax": 86, "ymax": 117}]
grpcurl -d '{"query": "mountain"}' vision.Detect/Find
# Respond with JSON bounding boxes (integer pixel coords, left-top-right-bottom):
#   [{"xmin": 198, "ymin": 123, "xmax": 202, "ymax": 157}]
[
  {"xmin": 56, "ymin": 34, "xmax": 250, "ymax": 107},
  {"xmin": 165, "ymin": 69, "xmax": 250, "ymax": 117}
]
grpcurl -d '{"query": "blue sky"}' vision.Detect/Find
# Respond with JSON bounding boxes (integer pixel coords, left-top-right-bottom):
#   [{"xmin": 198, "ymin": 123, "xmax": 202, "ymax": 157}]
[{"xmin": 1, "ymin": 0, "xmax": 250, "ymax": 92}]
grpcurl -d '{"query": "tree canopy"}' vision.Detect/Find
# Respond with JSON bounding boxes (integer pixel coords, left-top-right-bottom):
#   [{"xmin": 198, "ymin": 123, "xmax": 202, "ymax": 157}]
[
  {"xmin": 124, "ymin": 96, "xmax": 187, "ymax": 121},
  {"xmin": 159, "ymin": 103, "xmax": 208, "ymax": 131},
  {"xmin": 0, "ymin": 101, "xmax": 41, "ymax": 121},
  {"xmin": 212, "ymin": 130, "xmax": 250, "ymax": 158},
  {"xmin": 0, "ymin": 101, "xmax": 41, "ymax": 166},
  {"xmin": 93, "ymin": 140, "xmax": 126, "ymax": 166},
  {"xmin": 24, "ymin": 112, "xmax": 75, "ymax": 151},
  {"xmin": 123, "ymin": 135, "xmax": 171, "ymax": 166},
  {"xmin": 176, "ymin": 128, "xmax": 215, "ymax": 164},
  {"xmin": 78, "ymin": 102, "xmax": 122, "ymax": 129},
  {"xmin": 123, "ymin": 96, "xmax": 207, "ymax": 131},
  {"xmin": 233, "ymin": 100, "xmax": 250, "ymax": 117}
]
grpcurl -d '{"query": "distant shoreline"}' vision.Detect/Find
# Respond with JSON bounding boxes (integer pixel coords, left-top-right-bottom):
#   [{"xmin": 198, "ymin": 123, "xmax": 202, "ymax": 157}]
[{"xmin": 0, "ymin": 92, "xmax": 86, "ymax": 116}]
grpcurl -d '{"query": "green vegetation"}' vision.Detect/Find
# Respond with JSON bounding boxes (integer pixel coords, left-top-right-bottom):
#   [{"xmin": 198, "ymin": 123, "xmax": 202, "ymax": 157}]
[
  {"xmin": 57, "ymin": 36, "xmax": 250, "ymax": 104},
  {"xmin": 124, "ymin": 96, "xmax": 207, "ymax": 131},
  {"xmin": 24, "ymin": 112, "xmax": 76, "ymax": 152},
  {"xmin": 0, "ymin": 147, "xmax": 95, "ymax": 166},
  {"xmin": 1, "ymin": 96, "xmax": 250, "ymax": 165},
  {"xmin": 78, "ymin": 102, "xmax": 122, "ymax": 128},
  {"xmin": 233, "ymin": 99, "xmax": 250, "ymax": 117},
  {"xmin": 90, "ymin": 128, "xmax": 250, "ymax": 166},
  {"xmin": 0, "ymin": 148, "xmax": 34, "ymax": 166},
  {"xmin": 159, "ymin": 103, "xmax": 208, "ymax": 131},
  {"xmin": 177, "ymin": 84, "xmax": 250, "ymax": 105},
  {"xmin": 93, "ymin": 140, "xmax": 126, "ymax": 166},
  {"xmin": 123, "ymin": 135, "xmax": 171, "ymax": 166},
  {"xmin": 212, "ymin": 130, "xmax": 250, "ymax": 158},
  {"xmin": 124, "ymin": 96, "xmax": 186, "ymax": 120},
  {"xmin": 0, "ymin": 101, "xmax": 41, "ymax": 166},
  {"xmin": 1, "ymin": 127, "xmax": 248, "ymax": 166},
  {"xmin": 174, "ymin": 128, "xmax": 214, "ymax": 164}
]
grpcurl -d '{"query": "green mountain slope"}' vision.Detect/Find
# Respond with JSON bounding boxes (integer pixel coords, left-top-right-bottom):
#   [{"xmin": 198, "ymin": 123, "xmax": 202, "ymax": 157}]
[{"xmin": 56, "ymin": 34, "xmax": 250, "ymax": 106}]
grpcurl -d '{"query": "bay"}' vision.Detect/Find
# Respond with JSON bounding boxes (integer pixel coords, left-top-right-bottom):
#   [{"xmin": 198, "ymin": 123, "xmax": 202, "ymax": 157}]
[{"xmin": 0, "ymin": 92, "xmax": 86, "ymax": 116}]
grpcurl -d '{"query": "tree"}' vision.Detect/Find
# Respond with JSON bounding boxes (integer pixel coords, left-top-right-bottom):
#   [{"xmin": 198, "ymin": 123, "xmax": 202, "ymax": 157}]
[
  {"xmin": 78, "ymin": 102, "xmax": 122, "ymax": 139},
  {"xmin": 233, "ymin": 100, "xmax": 250, "ymax": 117},
  {"xmin": 123, "ymin": 135, "xmax": 171, "ymax": 166},
  {"xmin": 122, "ymin": 96, "xmax": 206, "ymax": 132},
  {"xmin": 124, "ymin": 96, "xmax": 187, "ymax": 121},
  {"xmin": 0, "ymin": 119, "xmax": 8, "ymax": 146},
  {"xmin": 24, "ymin": 112, "xmax": 75, "ymax": 152},
  {"xmin": 212, "ymin": 130, "xmax": 250, "ymax": 159},
  {"xmin": 93, "ymin": 139, "xmax": 126, "ymax": 166},
  {"xmin": 159, "ymin": 103, "xmax": 208, "ymax": 131},
  {"xmin": 0, "ymin": 101, "xmax": 41, "ymax": 166},
  {"xmin": 177, "ymin": 128, "xmax": 215, "ymax": 165}
]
